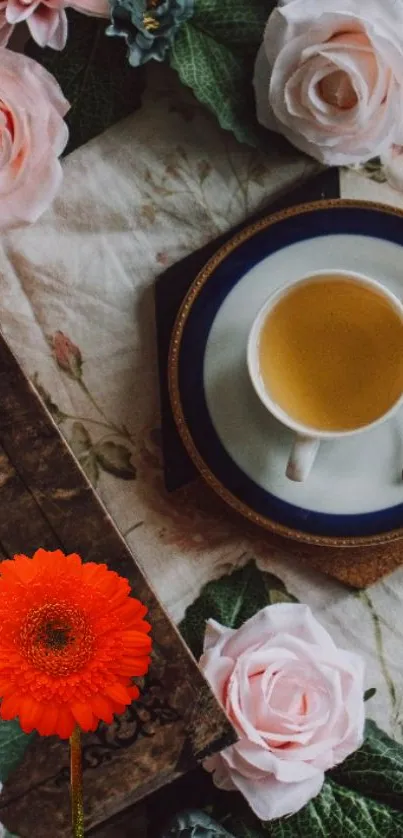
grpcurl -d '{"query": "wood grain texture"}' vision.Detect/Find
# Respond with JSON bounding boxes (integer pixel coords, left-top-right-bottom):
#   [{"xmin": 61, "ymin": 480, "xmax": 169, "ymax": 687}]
[{"xmin": 0, "ymin": 335, "xmax": 235, "ymax": 837}]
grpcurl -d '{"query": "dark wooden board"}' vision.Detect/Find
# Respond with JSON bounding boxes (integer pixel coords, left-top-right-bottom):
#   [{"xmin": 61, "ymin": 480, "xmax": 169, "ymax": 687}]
[{"xmin": 0, "ymin": 334, "xmax": 235, "ymax": 837}]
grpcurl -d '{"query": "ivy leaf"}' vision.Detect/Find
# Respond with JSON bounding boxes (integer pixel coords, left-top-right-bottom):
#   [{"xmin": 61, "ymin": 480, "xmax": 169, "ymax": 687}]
[
  {"xmin": 268, "ymin": 779, "xmax": 403, "ymax": 837},
  {"xmin": 206, "ymin": 774, "xmax": 403, "ymax": 838},
  {"xmin": 25, "ymin": 10, "xmax": 146, "ymax": 154},
  {"xmin": 95, "ymin": 440, "xmax": 136, "ymax": 479},
  {"xmin": 330, "ymin": 720, "xmax": 403, "ymax": 812},
  {"xmin": 170, "ymin": 25, "xmax": 261, "ymax": 147},
  {"xmin": 179, "ymin": 560, "xmax": 297, "ymax": 659},
  {"xmin": 0, "ymin": 720, "xmax": 34, "ymax": 784},
  {"xmin": 169, "ymin": 0, "xmax": 276, "ymax": 147}
]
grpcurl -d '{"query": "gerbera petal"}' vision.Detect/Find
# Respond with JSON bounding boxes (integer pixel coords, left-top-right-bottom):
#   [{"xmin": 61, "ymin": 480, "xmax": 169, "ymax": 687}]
[
  {"xmin": 16, "ymin": 697, "xmax": 43, "ymax": 733},
  {"xmin": 121, "ymin": 630, "xmax": 152, "ymax": 650},
  {"xmin": 105, "ymin": 682, "xmax": 133, "ymax": 705},
  {"xmin": 91, "ymin": 695, "xmax": 114, "ymax": 724},
  {"xmin": 71, "ymin": 702, "xmax": 95, "ymax": 731},
  {"xmin": 129, "ymin": 685, "xmax": 140, "ymax": 700},
  {"xmin": 117, "ymin": 657, "xmax": 151, "ymax": 676},
  {"xmin": 55, "ymin": 708, "xmax": 76, "ymax": 739},
  {"xmin": 64, "ymin": 553, "xmax": 83, "ymax": 575},
  {"xmin": 114, "ymin": 599, "xmax": 148, "ymax": 623},
  {"xmin": 1, "ymin": 694, "xmax": 22, "ymax": 720},
  {"xmin": 36, "ymin": 704, "xmax": 59, "ymax": 736},
  {"xmin": 0, "ymin": 558, "xmax": 30, "ymax": 583}
]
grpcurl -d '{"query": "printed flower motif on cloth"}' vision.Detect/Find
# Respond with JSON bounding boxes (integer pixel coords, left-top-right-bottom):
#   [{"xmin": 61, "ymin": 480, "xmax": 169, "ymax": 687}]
[
  {"xmin": 53, "ymin": 331, "xmax": 83, "ymax": 380},
  {"xmin": 253, "ymin": 0, "xmax": 403, "ymax": 166},
  {"xmin": 200, "ymin": 603, "xmax": 365, "ymax": 820}
]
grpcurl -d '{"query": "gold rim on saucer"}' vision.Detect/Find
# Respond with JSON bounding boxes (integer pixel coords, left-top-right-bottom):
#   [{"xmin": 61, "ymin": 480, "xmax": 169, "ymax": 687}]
[{"xmin": 168, "ymin": 198, "xmax": 403, "ymax": 548}]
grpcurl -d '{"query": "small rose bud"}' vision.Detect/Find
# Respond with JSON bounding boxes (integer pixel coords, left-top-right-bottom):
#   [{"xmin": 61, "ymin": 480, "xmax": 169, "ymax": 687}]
[{"xmin": 53, "ymin": 332, "xmax": 83, "ymax": 380}]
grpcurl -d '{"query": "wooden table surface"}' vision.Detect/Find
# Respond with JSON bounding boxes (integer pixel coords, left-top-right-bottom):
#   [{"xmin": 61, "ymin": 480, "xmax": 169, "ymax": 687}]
[{"xmin": 0, "ymin": 334, "xmax": 234, "ymax": 837}]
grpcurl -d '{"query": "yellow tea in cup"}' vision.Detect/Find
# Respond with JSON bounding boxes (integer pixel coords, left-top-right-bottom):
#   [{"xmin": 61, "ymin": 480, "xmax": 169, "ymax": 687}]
[{"xmin": 258, "ymin": 275, "xmax": 403, "ymax": 432}]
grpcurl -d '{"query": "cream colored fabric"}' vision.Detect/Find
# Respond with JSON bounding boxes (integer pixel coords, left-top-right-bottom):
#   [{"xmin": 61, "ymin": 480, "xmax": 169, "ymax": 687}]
[{"xmin": 0, "ymin": 65, "xmax": 402, "ymax": 740}]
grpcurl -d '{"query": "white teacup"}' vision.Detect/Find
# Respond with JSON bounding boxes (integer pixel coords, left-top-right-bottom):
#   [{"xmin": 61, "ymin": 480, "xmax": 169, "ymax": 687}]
[{"xmin": 247, "ymin": 270, "xmax": 403, "ymax": 482}]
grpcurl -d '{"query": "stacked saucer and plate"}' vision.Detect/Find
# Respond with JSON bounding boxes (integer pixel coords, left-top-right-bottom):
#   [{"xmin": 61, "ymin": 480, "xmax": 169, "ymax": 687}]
[{"xmin": 156, "ymin": 172, "xmax": 403, "ymax": 587}]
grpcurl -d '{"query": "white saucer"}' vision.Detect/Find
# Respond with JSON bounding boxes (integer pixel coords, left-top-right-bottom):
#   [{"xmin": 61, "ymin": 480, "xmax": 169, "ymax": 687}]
[{"xmin": 169, "ymin": 201, "xmax": 403, "ymax": 545}]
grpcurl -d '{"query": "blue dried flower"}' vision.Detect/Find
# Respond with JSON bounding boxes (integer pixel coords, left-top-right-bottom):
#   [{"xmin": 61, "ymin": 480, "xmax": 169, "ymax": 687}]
[{"xmin": 107, "ymin": 0, "xmax": 194, "ymax": 66}]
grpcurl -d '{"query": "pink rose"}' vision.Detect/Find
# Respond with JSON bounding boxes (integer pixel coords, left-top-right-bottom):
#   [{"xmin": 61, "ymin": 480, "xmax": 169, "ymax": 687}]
[
  {"xmin": 200, "ymin": 604, "xmax": 365, "ymax": 820},
  {"xmin": 0, "ymin": 50, "xmax": 69, "ymax": 230},
  {"xmin": 253, "ymin": 0, "xmax": 403, "ymax": 166},
  {"xmin": 5, "ymin": 0, "xmax": 68, "ymax": 49}
]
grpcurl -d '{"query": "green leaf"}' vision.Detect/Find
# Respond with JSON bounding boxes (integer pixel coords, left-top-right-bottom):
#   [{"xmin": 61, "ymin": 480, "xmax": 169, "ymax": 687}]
[
  {"xmin": 25, "ymin": 10, "xmax": 146, "ymax": 154},
  {"xmin": 170, "ymin": 25, "xmax": 261, "ymax": 147},
  {"xmin": 95, "ymin": 440, "xmax": 136, "ymax": 479},
  {"xmin": 330, "ymin": 720, "xmax": 403, "ymax": 812},
  {"xmin": 0, "ymin": 720, "xmax": 34, "ymax": 784},
  {"xmin": 169, "ymin": 0, "xmax": 277, "ymax": 147},
  {"xmin": 364, "ymin": 688, "xmax": 377, "ymax": 702},
  {"xmin": 179, "ymin": 560, "xmax": 296, "ymax": 659},
  {"xmin": 191, "ymin": 0, "xmax": 271, "ymax": 52},
  {"xmin": 268, "ymin": 779, "xmax": 403, "ymax": 838},
  {"xmin": 208, "ymin": 776, "xmax": 403, "ymax": 838}
]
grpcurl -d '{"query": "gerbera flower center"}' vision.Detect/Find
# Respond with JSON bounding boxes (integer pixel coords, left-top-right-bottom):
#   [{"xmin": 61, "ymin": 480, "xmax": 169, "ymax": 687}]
[{"xmin": 19, "ymin": 602, "xmax": 94, "ymax": 677}]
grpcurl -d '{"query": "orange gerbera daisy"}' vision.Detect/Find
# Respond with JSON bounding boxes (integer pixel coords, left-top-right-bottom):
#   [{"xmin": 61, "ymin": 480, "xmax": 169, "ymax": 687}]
[{"xmin": 0, "ymin": 549, "xmax": 152, "ymax": 739}]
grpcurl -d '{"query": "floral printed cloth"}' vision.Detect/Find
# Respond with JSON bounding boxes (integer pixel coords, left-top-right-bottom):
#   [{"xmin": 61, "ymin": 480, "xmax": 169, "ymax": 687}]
[{"xmin": 0, "ymin": 63, "xmax": 402, "ymax": 746}]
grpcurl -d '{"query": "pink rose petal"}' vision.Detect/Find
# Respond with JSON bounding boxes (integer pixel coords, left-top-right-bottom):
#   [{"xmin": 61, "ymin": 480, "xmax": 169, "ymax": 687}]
[{"xmin": 0, "ymin": 48, "xmax": 69, "ymax": 229}]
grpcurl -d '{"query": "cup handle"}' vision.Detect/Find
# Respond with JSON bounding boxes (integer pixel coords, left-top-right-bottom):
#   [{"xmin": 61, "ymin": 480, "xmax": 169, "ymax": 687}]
[{"xmin": 286, "ymin": 435, "xmax": 320, "ymax": 482}]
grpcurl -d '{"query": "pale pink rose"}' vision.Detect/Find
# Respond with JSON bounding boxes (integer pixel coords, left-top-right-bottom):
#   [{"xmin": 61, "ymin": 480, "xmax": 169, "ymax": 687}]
[
  {"xmin": 200, "ymin": 604, "xmax": 365, "ymax": 820},
  {"xmin": 6, "ymin": 0, "xmax": 67, "ymax": 49},
  {"xmin": 253, "ymin": 0, "xmax": 403, "ymax": 166},
  {"xmin": 68, "ymin": 0, "xmax": 109, "ymax": 16},
  {"xmin": 0, "ymin": 1, "xmax": 13, "ymax": 44},
  {"xmin": 0, "ymin": 49, "xmax": 69, "ymax": 230},
  {"xmin": 381, "ymin": 145, "xmax": 403, "ymax": 193}
]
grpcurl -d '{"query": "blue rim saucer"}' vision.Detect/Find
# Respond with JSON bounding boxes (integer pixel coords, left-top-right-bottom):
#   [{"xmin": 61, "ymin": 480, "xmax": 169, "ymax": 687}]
[{"xmin": 168, "ymin": 200, "xmax": 403, "ymax": 546}]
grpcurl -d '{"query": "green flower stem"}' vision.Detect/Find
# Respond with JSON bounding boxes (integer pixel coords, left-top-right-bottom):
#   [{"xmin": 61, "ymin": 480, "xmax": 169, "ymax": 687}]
[{"xmin": 70, "ymin": 726, "xmax": 84, "ymax": 838}]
